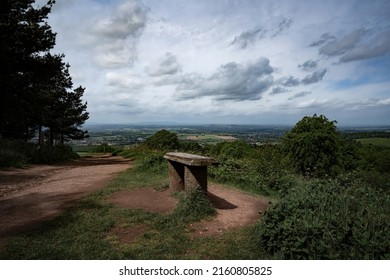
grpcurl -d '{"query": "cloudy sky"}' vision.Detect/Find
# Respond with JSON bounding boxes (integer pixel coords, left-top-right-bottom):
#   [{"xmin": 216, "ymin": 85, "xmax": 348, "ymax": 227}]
[{"xmin": 36, "ymin": 0, "xmax": 390, "ymax": 125}]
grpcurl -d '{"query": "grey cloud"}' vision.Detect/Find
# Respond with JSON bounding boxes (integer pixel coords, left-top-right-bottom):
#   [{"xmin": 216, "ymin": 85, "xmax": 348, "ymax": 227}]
[
  {"xmin": 106, "ymin": 71, "xmax": 144, "ymax": 93},
  {"xmin": 177, "ymin": 57, "xmax": 274, "ymax": 101},
  {"xmin": 319, "ymin": 28, "xmax": 367, "ymax": 57},
  {"xmin": 309, "ymin": 33, "xmax": 336, "ymax": 47},
  {"xmin": 231, "ymin": 18, "xmax": 292, "ymax": 49},
  {"xmin": 272, "ymin": 18, "xmax": 293, "ymax": 37},
  {"xmin": 95, "ymin": 1, "xmax": 148, "ymax": 40},
  {"xmin": 147, "ymin": 52, "xmax": 182, "ymax": 76},
  {"xmin": 298, "ymin": 60, "xmax": 318, "ymax": 71},
  {"xmin": 92, "ymin": 0, "xmax": 149, "ymax": 67},
  {"xmin": 231, "ymin": 26, "xmax": 266, "ymax": 49},
  {"xmin": 301, "ymin": 69, "xmax": 327, "ymax": 85},
  {"xmin": 270, "ymin": 87, "xmax": 290, "ymax": 95},
  {"xmin": 288, "ymin": 91, "xmax": 312, "ymax": 100},
  {"xmin": 339, "ymin": 30, "xmax": 390, "ymax": 62},
  {"xmin": 280, "ymin": 76, "xmax": 300, "ymax": 87}
]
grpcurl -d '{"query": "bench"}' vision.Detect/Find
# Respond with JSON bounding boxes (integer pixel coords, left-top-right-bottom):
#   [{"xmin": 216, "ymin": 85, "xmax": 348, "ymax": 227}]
[{"xmin": 163, "ymin": 152, "xmax": 217, "ymax": 193}]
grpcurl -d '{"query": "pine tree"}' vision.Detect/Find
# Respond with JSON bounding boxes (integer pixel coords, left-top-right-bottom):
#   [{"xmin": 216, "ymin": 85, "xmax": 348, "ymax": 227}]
[
  {"xmin": 0, "ymin": 0, "xmax": 89, "ymax": 145},
  {"xmin": 0, "ymin": 0, "xmax": 56, "ymax": 139}
]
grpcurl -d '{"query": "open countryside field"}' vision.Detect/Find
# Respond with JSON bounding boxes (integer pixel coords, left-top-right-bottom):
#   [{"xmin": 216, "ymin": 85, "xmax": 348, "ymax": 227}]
[
  {"xmin": 179, "ymin": 134, "xmax": 237, "ymax": 143},
  {"xmin": 356, "ymin": 138, "xmax": 390, "ymax": 147}
]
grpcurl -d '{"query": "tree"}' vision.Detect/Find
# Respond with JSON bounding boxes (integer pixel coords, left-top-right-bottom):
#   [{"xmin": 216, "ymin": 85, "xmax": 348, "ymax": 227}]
[
  {"xmin": 144, "ymin": 130, "xmax": 179, "ymax": 150},
  {"xmin": 282, "ymin": 114, "xmax": 343, "ymax": 177},
  {"xmin": 37, "ymin": 54, "xmax": 89, "ymax": 145},
  {"xmin": 0, "ymin": 0, "xmax": 89, "ymax": 145},
  {"xmin": 0, "ymin": 0, "xmax": 56, "ymax": 139},
  {"xmin": 56, "ymin": 86, "xmax": 89, "ymax": 144}
]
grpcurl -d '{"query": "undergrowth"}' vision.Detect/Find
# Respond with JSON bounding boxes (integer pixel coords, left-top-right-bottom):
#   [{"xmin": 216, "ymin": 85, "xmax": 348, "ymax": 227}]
[{"xmin": 256, "ymin": 178, "xmax": 390, "ymax": 259}]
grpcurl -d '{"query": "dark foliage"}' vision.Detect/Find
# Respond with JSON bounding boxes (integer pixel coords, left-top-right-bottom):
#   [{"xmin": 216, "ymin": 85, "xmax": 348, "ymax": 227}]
[
  {"xmin": 0, "ymin": 139, "xmax": 78, "ymax": 167},
  {"xmin": 282, "ymin": 114, "xmax": 343, "ymax": 177},
  {"xmin": 0, "ymin": 0, "xmax": 88, "ymax": 145},
  {"xmin": 257, "ymin": 179, "xmax": 390, "ymax": 259}
]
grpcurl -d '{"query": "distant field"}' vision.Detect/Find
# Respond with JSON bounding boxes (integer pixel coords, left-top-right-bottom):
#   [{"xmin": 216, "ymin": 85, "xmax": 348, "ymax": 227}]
[
  {"xmin": 356, "ymin": 138, "xmax": 390, "ymax": 147},
  {"xmin": 179, "ymin": 134, "xmax": 237, "ymax": 143}
]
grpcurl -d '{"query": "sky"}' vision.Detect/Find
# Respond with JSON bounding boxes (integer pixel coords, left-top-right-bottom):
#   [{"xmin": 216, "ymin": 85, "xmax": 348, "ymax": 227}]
[{"xmin": 34, "ymin": 0, "xmax": 390, "ymax": 126}]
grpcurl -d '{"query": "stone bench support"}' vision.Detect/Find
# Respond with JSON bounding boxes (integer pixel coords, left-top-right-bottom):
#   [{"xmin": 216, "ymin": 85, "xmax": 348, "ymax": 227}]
[{"xmin": 164, "ymin": 152, "xmax": 216, "ymax": 193}]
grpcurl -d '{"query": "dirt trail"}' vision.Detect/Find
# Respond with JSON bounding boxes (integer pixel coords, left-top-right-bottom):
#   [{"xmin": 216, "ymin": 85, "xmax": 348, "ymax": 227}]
[
  {"xmin": 0, "ymin": 155, "xmax": 268, "ymax": 245},
  {"xmin": 109, "ymin": 183, "xmax": 269, "ymax": 239},
  {"xmin": 0, "ymin": 155, "xmax": 132, "ymax": 240}
]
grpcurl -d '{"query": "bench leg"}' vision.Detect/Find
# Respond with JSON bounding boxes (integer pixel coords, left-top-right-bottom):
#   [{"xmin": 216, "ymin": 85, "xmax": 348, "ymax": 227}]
[
  {"xmin": 167, "ymin": 160, "xmax": 184, "ymax": 191},
  {"xmin": 184, "ymin": 166, "xmax": 208, "ymax": 194}
]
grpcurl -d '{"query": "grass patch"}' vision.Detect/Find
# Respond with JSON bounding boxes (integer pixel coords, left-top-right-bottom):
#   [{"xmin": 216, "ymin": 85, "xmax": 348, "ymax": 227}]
[{"xmin": 356, "ymin": 138, "xmax": 390, "ymax": 147}]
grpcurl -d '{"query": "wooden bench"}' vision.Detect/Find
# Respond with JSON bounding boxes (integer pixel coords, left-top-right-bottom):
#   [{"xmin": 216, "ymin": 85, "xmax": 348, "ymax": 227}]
[{"xmin": 163, "ymin": 152, "xmax": 217, "ymax": 193}]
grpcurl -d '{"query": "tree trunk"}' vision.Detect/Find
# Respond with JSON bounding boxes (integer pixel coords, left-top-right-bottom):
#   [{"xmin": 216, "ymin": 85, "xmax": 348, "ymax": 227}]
[
  {"xmin": 38, "ymin": 125, "xmax": 44, "ymax": 146},
  {"xmin": 49, "ymin": 129, "xmax": 54, "ymax": 147}
]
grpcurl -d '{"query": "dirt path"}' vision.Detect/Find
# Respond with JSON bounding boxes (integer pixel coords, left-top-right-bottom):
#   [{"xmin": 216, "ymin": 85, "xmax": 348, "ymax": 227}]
[
  {"xmin": 0, "ymin": 155, "xmax": 268, "ymax": 244},
  {"xmin": 0, "ymin": 155, "xmax": 132, "ymax": 240},
  {"xmin": 109, "ymin": 183, "xmax": 269, "ymax": 239},
  {"xmin": 189, "ymin": 184, "xmax": 269, "ymax": 236}
]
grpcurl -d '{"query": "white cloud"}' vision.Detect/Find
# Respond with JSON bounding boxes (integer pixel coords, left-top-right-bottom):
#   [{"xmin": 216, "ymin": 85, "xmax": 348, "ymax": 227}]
[{"xmin": 377, "ymin": 98, "xmax": 390, "ymax": 106}]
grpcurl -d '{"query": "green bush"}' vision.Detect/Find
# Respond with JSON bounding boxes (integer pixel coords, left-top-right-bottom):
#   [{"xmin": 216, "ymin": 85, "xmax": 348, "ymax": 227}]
[
  {"xmin": 92, "ymin": 143, "xmax": 115, "ymax": 153},
  {"xmin": 28, "ymin": 145, "xmax": 79, "ymax": 164},
  {"xmin": 257, "ymin": 180, "xmax": 390, "ymax": 259},
  {"xmin": 179, "ymin": 141, "xmax": 204, "ymax": 153},
  {"xmin": 358, "ymin": 145, "xmax": 390, "ymax": 173},
  {"xmin": 211, "ymin": 141, "xmax": 252, "ymax": 159},
  {"xmin": 136, "ymin": 152, "xmax": 166, "ymax": 173},
  {"xmin": 0, "ymin": 140, "xmax": 78, "ymax": 167},
  {"xmin": 209, "ymin": 144, "xmax": 293, "ymax": 195},
  {"xmin": 144, "ymin": 129, "xmax": 179, "ymax": 151},
  {"xmin": 169, "ymin": 188, "xmax": 216, "ymax": 224},
  {"xmin": 282, "ymin": 114, "xmax": 343, "ymax": 177},
  {"xmin": 0, "ymin": 148, "xmax": 28, "ymax": 168},
  {"xmin": 355, "ymin": 170, "xmax": 390, "ymax": 192}
]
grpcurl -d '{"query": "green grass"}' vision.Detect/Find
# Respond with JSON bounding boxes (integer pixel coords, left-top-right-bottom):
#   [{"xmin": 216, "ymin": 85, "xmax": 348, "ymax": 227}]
[
  {"xmin": 0, "ymin": 166, "xmax": 268, "ymax": 260},
  {"xmin": 178, "ymin": 133, "xmax": 237, "ymax": 144},
  {"xmin": 356, "ymin": 138, "xmax": 390, "ymax": 147}
]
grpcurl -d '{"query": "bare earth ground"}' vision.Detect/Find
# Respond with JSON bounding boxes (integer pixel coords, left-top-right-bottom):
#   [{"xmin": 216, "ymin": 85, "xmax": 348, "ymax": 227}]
[
  {"xmin": 0, "ymin": 155, "xmax": 132, "ymax": 241},
  {"xmin": 0, "ymin": 156, "xmax": 268, "ymax": 246},
  {"xmin": 108, "ymin": 184, "xmax": 269, "ymax": 240}
]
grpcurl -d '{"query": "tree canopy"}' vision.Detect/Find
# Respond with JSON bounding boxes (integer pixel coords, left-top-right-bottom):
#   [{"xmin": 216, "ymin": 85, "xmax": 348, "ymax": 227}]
[
  {"xmin": 0, "ymin": 0, "xmax": 88, "ymax": 144},
  {"xmin": 282, "ymin": 114, "xmax": 343, "ymax": 177},
  {"xmin": 144, "ymin": 129, "xmax": 179, "ymax": 150}
]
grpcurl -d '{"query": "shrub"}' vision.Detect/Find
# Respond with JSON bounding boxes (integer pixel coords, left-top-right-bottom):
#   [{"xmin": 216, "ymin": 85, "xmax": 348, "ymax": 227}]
[
  {"xmin": 355, "ymin": 170, "xmax": 390, "ymax": 193},
  {"xmin": 257, "ymin": 180, "xmax": 390, "ymax": 259},
  {"xmin": 144, "ymin": 129, "xmax": 179, "ymax": 151},
  {"xmin": 179, "ymin": 141, "xmax": 204, "ymax": 153},
  {"xmin": 209, "ymin": 144, "xmax": 293, "ymax": 195},
  {"xmin": 0, "ymin": 140, "xmax": 78, "ymax": 166},
  {"xmin": 282, "ymin": 114, "xmax": 343, "ymax": 177},
  {"xmin": 211, "ymin": 141, "xmax": 251, "ymax": 159},
  {"xmin": 28, "ymin": 144, "xmax": 79, "ymax": 164},
  {"xmin": 92, "ymin": 143, "xmax": 115, "ymax": 153},
  {"xmin": 169, "ymin": 188, "xmax": 216, "ymax": 224},
  {"xmin": 136, "ymin": 152, "xmax": 166, "ymax": 173},
  {"xmin": 0, "ymin": 149, "xmax": 27, "ymax": 168}
]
